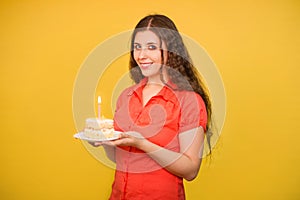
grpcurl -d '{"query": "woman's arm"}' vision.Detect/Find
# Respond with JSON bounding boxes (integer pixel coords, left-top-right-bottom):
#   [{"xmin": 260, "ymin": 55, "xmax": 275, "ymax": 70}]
[
  {"xmin": 146, "ymin": 127, "xmax": 204, "ymax": 181},
  {"xmin": 109, "ymin": 127, "xmax": 205, "ymax": 181}
]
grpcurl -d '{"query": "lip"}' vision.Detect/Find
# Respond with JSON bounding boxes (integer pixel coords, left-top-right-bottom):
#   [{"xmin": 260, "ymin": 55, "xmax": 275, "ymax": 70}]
[{"xmin": 139, "ymin": 62, "xmax": 153, "ymax": 69}]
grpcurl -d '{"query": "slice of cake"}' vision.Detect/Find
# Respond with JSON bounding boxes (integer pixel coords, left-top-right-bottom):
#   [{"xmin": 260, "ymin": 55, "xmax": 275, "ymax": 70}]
[{"xmin": 83, "ymin": 118, "xmax": 115, "ymax": 140}]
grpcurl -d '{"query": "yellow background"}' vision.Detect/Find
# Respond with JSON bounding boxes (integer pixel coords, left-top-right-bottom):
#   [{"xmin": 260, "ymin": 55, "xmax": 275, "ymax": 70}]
[{"xmin": 1, "ymin": 0, "xmax": 299, "ymax": 199}]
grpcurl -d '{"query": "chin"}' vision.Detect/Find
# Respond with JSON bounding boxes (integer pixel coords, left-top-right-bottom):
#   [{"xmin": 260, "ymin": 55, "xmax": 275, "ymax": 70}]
[
  {"xmin": 141, "ymin": 70, "xmax": 160, "ymax": 78},
  {"xmin": 141, "ymin": 71, "xmax": 152, "ymax": 77}
]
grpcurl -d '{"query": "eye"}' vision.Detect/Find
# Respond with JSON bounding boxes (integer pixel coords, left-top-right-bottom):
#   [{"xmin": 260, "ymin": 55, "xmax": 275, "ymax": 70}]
[
  {"xmin": 134, "ymin": 44, "xmax": 142, "ymax": 50},
  {"xmin": 148, "ymin": 45, "xmax": 157, "ymax": 50}
]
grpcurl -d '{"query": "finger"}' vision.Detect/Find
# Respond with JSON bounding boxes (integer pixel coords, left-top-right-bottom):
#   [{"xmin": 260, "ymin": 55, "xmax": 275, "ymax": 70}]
[
  {"xmin": 121, "ymin": 132, "xmax": 130, "ymax": 138},
  {"xmin": 88, "ymin": 141, "xmax": 96, "ymax": 146},
  {"xmin": 88, "ymin": 141, "xmax": 103, "ymax": 147},
  {"xmin": 125, "ymin": 131, "xmax": 143, "ymax": 139},
  {"xmin": 109, "ymin": 138, "xmax": 127, "ymax": 146},
  {"xmin": 94, "ymin": 142, "xmax": 103, "ymax": 146},
  {"xmin": 102, "ymin": 140, "xmax": 116, "ymax": 146}
]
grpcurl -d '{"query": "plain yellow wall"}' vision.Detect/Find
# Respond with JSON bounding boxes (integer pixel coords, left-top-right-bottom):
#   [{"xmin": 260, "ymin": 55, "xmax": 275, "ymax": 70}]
[{"xmin": 1, "ymin": 0, "xmax": 299, "ymax": 199}]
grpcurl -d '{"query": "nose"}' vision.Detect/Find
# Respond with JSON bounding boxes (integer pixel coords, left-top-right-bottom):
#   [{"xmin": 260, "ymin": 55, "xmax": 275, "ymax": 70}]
[{"xmin": 138, "ymin": 48, "xmax": 147, "ymax": 59}]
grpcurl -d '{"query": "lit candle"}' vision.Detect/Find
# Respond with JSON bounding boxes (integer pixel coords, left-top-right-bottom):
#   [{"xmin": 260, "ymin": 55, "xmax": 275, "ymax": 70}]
[{"xmin": 97, "ymin": 96, "xmax": 102, "ymax": 120}]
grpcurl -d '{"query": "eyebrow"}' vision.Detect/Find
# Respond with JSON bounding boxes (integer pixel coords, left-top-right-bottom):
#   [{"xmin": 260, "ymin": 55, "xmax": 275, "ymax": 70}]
[{"xmin": 133, "ymin": 42, "xmax": 158, "ymax": 45}]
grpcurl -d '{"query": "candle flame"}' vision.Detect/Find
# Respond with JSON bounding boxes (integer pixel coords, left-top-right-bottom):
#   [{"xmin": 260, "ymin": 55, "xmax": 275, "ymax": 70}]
[{"xmin": 98, "ymin": 96, "xmax": 102, "ymax": 104}]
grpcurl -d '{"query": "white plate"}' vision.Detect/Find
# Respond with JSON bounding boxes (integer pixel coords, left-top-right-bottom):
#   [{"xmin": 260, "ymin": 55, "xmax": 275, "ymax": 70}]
[{"xmin": 74, "ymin": 131, "xmax": 121, "ymax": 142}]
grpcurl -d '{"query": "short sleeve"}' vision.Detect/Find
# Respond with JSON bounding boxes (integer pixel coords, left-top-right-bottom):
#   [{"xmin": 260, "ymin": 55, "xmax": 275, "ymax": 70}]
[{"xmin": 178, "ymin": 92, "xmax": 207, "ymax": 133}]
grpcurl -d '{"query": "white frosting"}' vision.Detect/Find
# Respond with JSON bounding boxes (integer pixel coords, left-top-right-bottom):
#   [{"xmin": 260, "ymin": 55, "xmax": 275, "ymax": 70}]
[{"xmin": 83, "ymin": 118, "xmax": 114, "ymax": 139}]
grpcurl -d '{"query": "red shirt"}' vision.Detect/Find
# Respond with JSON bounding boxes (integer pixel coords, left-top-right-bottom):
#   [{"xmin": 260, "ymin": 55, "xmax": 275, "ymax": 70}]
[{"xmin": 110, "ymin": 78, "xmax": 207, "ymax": 200}]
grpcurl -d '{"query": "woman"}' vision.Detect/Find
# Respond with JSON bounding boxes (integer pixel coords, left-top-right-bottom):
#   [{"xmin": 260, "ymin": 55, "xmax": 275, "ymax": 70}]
[{"xmin": 92, "ymin": 14, "xmax": 212, "ymax": 200}]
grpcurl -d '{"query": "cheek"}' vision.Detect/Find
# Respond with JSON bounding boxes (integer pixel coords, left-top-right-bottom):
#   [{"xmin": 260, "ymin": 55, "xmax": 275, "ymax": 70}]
[
  {"xmin": 150, "ymin": 52, "xmax": 162, "ymax": 63},
  {"xmin": 133, "ymin": 51, "xmax": 139, "ymax": 62}
]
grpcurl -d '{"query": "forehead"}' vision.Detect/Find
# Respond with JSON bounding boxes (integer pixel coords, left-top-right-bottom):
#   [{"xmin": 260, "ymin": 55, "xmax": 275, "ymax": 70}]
[{"xmin": 134, "ymin": 30, "xmax": 160, "ymax": 43}]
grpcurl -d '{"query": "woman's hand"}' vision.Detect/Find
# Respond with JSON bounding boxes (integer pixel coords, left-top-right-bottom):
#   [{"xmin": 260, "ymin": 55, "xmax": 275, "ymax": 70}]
[
  {"xmin": 88, "ymin": 141, "xmax": 105, "ymax": 147},
  {"xmin": 88, "ymin": 131, "xmax": 145, "ymax": 148},
  {"xmin": 88, "ymin": 140, "xmax": 118, "ymax": 147},
  {"xmin": 109, "ymin": 131, "xmax": 145, "ymax": 148}
]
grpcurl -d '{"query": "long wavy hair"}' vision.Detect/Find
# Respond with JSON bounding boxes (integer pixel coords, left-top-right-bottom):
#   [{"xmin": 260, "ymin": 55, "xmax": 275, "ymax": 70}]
[{"xmin": 129, "ymin": 14, "xmax": 213, "ymax": 153}]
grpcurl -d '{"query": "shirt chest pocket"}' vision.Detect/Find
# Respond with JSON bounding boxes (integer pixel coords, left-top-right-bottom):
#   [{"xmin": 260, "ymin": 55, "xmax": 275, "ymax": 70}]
[{"xmin": 137, "ymin": 101, "xmax": 179, "ymax": 128}]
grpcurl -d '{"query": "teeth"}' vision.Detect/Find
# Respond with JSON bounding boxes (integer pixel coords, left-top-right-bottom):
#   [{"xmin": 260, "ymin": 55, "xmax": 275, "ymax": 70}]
[{"xmin": 140, "ymin": 63, "xmax": 152, "ymax": 68}]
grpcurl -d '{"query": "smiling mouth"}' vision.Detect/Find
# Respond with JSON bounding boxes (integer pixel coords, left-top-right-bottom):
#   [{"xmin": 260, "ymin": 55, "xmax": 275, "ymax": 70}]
[{"xmin": 139, "ymin": 62, "xmax": 153, "ymax": 69}]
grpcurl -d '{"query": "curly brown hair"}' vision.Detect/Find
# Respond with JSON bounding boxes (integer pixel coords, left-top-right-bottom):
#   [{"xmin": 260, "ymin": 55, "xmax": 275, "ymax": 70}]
[{"xmin": 129, "ymin": 14, "xmax": 213, "ymax": 152}]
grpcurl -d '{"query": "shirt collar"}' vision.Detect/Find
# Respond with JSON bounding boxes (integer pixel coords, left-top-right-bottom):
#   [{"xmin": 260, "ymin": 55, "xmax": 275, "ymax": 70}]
[
  {"xmin": 127, "ymin": 78, "xmax": 179, "ymax": 104},
  {"xmin": 126, "ymin": 78, "xmax": 148, "ymax": 96}
]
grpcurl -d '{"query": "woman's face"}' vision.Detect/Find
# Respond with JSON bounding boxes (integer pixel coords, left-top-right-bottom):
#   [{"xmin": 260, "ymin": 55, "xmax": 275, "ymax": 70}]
[{"xmin": 133, "ymin": 30, "xmax": 167, "ymax": 81}]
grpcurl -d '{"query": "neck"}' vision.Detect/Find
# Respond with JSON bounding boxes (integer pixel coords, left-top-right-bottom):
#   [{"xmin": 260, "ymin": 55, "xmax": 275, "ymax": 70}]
[
  {"xmin": 147, "ymin": 67, "xmax": 169, "ymax": 86},
  {"xmin": 147, "ymin": 76, "xmax": 164, "ymax": 86}
]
